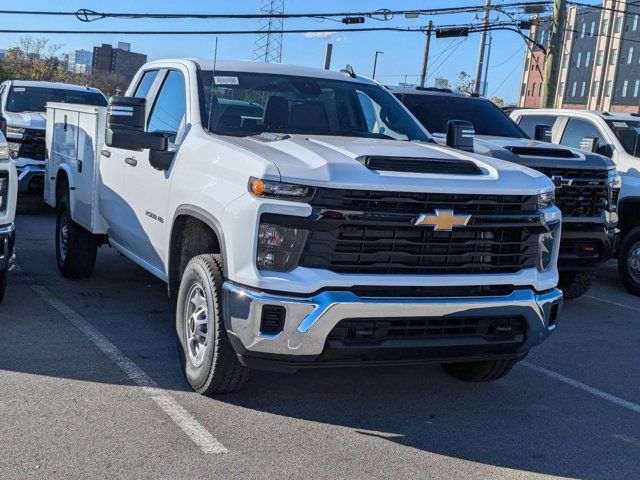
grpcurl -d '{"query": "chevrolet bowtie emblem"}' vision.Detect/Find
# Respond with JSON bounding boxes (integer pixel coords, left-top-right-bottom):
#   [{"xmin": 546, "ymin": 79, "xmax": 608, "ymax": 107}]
[
  {"xmin": 551, "ymin": 175, "xmax": 573, "ymax": 188},
  {"xmin": 413, "ymin": 209, "xmax": 472, "ymax": 231}
]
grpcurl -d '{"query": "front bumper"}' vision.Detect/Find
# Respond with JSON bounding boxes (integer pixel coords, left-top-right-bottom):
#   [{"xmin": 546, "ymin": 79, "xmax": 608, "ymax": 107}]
[
  {"xmin": 222, "ymin": 283, "xmax": 563, "ymax": 372},
  {"xmin": 0, "ymin": 223, "xmax": 16, "ymax": 271},
  {"xmin": 16, "ymin": 164, "xmax": 45, "ymax": 194},
  {"xmin": 558, "ymin": 223, "xmax": 619, "ymax": 271}
]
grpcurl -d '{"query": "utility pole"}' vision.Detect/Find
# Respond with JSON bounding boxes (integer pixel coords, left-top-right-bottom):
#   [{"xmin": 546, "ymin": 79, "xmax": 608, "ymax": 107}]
[
  {"xmin": 482, "ymin": 33, "xmax": 492, "ymax": 96},
  {"xmin": 474, "ymin": 0, "xmax": 491, "ymax": 95},
  {"xmin": 372, "ymin": 51, "xmax": 383, "ymax": 79},
  {"xmin": 419, "ymin": 21, "xmax": 433, "ymax": 88},
  {"xmin": 324, "ymin": 43, "xmax": 333, "ymax": 70},
  {"xmin": 540, "ymin": 0, "xmax": 567, "ymax": 107}
]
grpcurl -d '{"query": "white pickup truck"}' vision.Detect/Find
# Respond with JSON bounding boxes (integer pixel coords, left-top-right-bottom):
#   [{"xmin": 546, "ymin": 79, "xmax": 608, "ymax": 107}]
[
  {"xmin": 45, "ymin": 59, "xmax": 563, "ymax": 394},
  {"xmin": 0, "ymin": 126, "xmax": 16, "ymax": 303}
]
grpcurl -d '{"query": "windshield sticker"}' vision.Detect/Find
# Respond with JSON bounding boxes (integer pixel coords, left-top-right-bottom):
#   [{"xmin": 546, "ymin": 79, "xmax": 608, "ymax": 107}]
[
  {"xmin": 13, "ymin": 87, "xmax": 25, "ymax": 92},
  {"xmin": 613, "ymin": 121, "xmax": 628, "ymax": 128},
  {"xmin": 214, "ymin": 76, "xmax": 239, "ymax": 85}
]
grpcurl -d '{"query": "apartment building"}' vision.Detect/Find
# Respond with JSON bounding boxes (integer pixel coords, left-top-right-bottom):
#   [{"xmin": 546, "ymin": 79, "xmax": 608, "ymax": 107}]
[
  {"xmin": 92, "ymin": 42, "xmax": 147, "ymax": 82},
  {"xmin": 519, "ymin": 0, "xmax": 640, "ymax": 113}
]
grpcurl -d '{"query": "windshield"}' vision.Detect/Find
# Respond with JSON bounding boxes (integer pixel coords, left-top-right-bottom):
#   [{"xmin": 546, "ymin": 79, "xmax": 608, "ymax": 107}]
[
  {"xmin": 607, "ymin": 120, "xmax": 640, "ymax": 157},
  {"xmin": 197, "ymin": 70, "xmax": 431, "ymax": 141},
  {"xmin": 395, "ymin": 93, "xmax": 527, "ymax": 139},
  {"xmin": 6, "ymin": 86, "xmax": 107, "ymax": 113}
]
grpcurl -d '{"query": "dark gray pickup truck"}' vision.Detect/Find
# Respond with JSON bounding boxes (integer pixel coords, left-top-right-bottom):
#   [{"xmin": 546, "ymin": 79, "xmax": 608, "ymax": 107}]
[{"xmin": 390, "ymin": 86, "xmax": 620, "ymax": 299}]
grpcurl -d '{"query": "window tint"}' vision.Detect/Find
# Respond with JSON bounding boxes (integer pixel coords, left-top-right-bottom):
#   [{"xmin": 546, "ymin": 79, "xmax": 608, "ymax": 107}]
[
  {"xmin": 134, "ymin": 70, "xmax": 159, "ymax": 99},
  {"xmin": 517, "ymin": 115, "xmax": 558, "ymax": 138},
  {"xmin": 560, "ymin": 118, "xmax": 606, "ymax": 149},
  {"xmin": 397, "ymin": 94, "xmax": 526, "ymax": 138},
  {"xmin": 148, "ymin": 71, "xmax": 186, "ymax": 143},
  {"xmin": 6, "ymin": 86, "xmax": 107, "ymax": 112}
]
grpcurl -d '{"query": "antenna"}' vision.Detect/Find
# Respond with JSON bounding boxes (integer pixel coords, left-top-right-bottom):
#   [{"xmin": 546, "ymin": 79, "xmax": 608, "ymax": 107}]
[
  {"xmin": 207, "ymin": 36, "xmax": 219, "ymax": 132},
  {"xmin": 252, "ymin": 0, "xmax": 285, "ymax": 63}
]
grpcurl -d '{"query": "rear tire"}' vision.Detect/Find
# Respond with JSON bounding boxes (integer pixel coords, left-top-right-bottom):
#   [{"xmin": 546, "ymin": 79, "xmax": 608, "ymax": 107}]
[
  {"xmin": 558, "ymin": 270, "xmax": 597, "ymax": 300},
  {"xmin": 442, "ymin": 358, "xmax": 519, "ymax": 382},
  {"xmin": 618, "ymin": 226, "xmax": 640, "ymax": 296},
  {"xmin": 0, "ymin": 267, "xmax": 7, "ymax": 304},
  {"xmin": 55, "ymin": 196, "xmax": 97, "ymax": 278},
  {"xmin": 176, "ymin": 254, "xmax": 249, "ymax": 395}
]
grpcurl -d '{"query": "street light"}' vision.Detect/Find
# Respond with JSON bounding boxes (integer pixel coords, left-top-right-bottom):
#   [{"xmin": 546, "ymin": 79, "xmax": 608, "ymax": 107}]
[{"xmin": 372, "ymin": 51, "xmax": 384, "ymax": 79}]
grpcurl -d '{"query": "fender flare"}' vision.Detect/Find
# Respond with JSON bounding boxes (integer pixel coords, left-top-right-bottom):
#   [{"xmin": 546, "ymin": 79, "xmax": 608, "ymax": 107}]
[
  {"xmin": 170, "ymin": 204, "xmax": 228, "ymax": 277},
  {"xmin": 54, "ymin": 164, "xmax": 76, "ymax": 207},
  {"xmin": 618, "ymin": 196, "xmax": 640, "ymax": 232}
]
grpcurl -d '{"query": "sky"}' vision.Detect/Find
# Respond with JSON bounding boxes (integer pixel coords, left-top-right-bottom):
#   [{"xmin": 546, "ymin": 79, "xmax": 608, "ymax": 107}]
[{"xmin": 0, "ymin": 1, "xmax": 535, "ymax": 104}]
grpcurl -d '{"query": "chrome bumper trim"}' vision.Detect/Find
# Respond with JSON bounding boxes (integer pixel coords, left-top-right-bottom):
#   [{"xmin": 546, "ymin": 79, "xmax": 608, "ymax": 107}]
[
  {"xmin": 222, "ymin": 283, "xmax": 563, "ymax": 357},
  {"xmin": 0, "ymin": 223, "xmax": 16, "ymax": 235}
]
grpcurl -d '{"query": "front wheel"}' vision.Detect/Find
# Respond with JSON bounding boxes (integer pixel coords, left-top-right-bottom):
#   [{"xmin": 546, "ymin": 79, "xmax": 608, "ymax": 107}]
[
  {"xmin": 442, "ymin": 358, "xmax": 520, "ymax": 382},
  {"xmin": 618, "ymin": 226, "xmax": 640, "ymax": 296},
  {"xmin": 55, "ymin": 196, "xmax": 98, "ymax": 278},
  {"xmin": 558, "ymin": 270, "xmax": 597, "ymax": 300},
  {"xmin": 176, "ymin": 254, "xmax": 249, "ymax": 395}
]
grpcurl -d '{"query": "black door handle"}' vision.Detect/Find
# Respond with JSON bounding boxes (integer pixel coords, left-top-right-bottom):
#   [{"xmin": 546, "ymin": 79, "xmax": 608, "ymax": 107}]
[{"xmin": 125, "ymin": 157, "xmax": 137, "ymax": 167}]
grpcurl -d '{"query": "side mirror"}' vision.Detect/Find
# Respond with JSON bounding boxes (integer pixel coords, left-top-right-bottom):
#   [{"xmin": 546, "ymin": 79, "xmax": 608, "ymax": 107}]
[
  {"xmin": 446, "ymin": 120, "xmax": 475, "ymax": 153},
  {"xmin": 534, "ymin": 124, "xmax": 552, "ymax": 142},
  {"xmin": 0, "ymin": 116, "xmax": 7, "ymax": 137},
  {"xmin": 579, "ymin": 137, "xmax": 599, "ymax": 152},
  {"xmin": 106, "ymin": 96, "xmax": 167, "ymax": 151},
  {"xmin": 149, "ymin": 149, "xmax": 175, "ymax": 171}
]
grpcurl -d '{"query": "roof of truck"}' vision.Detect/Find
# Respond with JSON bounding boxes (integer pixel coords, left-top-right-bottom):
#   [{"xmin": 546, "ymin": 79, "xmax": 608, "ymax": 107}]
[
  {"xmin": 8, "ymin": 79, "xmax": 102, "ymax": 93},
  {"xmin": 142, "ymin": 58, "xmax": 379, "ymax": 85},
  {"xmin": 512, "ymin": 108, "xmax": 640, "ymax": 121},
  {"xmin": 386, "ymin": 85, "xmax": 477, "ymax": 99}
]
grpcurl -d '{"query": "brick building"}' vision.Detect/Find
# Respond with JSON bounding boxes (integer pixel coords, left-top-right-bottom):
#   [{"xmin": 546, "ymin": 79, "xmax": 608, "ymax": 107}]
[
  {"xmin": 92, "ymin": 43, "xmax": 147, "ymax": 82},
  {"xmin": 519, "ymin": 0, "xmax": 640, "ymax": 113}
]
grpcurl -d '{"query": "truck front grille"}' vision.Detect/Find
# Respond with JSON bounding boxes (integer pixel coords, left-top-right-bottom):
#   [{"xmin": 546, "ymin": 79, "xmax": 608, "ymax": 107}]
[
  {"xmin": 328, "ymin": 316, "xmax": 525, "ymax": 343},
  {"xmin": 535, "ymin": 167, "xmax": 608, "ymax": 218},
  {"xmin": 311, "ymin": 188, "xmax": 539, "ymax": 215},
  {"xmin": 299, "ymin": 223, "xmax": 539, "ymax": 275},
  {"xmin": 18, "ymin": 128, "xmax": 46, "ymax": 161}
]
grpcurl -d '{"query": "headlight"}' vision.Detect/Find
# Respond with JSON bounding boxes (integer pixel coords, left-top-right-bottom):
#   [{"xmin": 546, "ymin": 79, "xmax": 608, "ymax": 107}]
[
  {"xmin": 256, "ymin": 222, "xmax": 308, "ymax": 272},
  {"xmin": 538, "ymin": 223, "xmax": 559, "ymax": 272},
  {"xmin": 607, "ymin": 169, "xmax": 622, "ymax": 189},
  {"xmin": 249, "ymin": 177, "xmax": 316, "ymax": 202},
  {"xmin": 538, "ymin": 190, "xmax": 555, "ymax": 210},
  {"xmin": 8, "ymin": 142, "xmax": 20, "ymax": 159},
  {"xmin": 6, "ymin": 126, "xmax": 25, "ymax": 140},
  {"xmin": 0, "ymin": 144, "xmax": 8, "ymax": 160},
  {"xmin": 0, "ymin": 172, "xmax": 7, "ymax": 211}
]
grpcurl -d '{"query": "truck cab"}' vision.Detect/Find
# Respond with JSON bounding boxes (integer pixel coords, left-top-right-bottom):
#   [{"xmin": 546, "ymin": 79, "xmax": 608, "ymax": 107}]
[
  {"xmin": 511, "ymin": 108, "xmax": 640, "ymax": 295},
  {"xmin": 0, "ymin": 128, "xmax": 17, "ymax": 303},
  {"xmin": 45, "ymin": 59, "xmax": 563, "ymax": 394},
  {"xmin": 0, "ymin": 80, "xmax": 107, "ymax": 194},
  {"xmin": 391, "ymin": 87, "xmax": 620, "ymax": 299}
]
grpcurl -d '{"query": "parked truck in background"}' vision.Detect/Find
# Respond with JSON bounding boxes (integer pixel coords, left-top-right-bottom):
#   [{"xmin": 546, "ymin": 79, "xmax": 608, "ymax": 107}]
[
  {"xmin": 0, "ymin": 128, "xmax": 17, "ymax": 303},
  {"xmin": 45, "ymin": 59, "xmax": 563, "ymax": 394},
  {"xmin": 511, "ymin": 108, "xmax": 640, "ymax": 296},
  {"xmin": 0, "ymin": 80, "xmax": 107, "ymax": 194},
  {"xmin": 391, "ymin": 87, "xmax": 620, "ymax": 299}
]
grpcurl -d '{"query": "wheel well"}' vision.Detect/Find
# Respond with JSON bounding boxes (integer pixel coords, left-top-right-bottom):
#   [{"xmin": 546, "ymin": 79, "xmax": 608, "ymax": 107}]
[
  {"xmin": 618, "ymin": 200, "xmax": 640, "ymax": 234},
  {"xmin": 55, "ymin": 170, "xmax": 69, "ymax": 205},
  {"xmin": 169, "ymin": 215, "xmax": 222, "ymax": 299}
]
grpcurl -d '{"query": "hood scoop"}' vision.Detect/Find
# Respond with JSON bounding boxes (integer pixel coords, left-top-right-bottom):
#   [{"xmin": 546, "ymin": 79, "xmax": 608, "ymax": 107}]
[
  {"xmin": 361, "ymin": 156, "xmax": 482, "ymax": 175},
  {"xmin": 506, "ymin": 146, "xmax": 575, "ymax": 158}
]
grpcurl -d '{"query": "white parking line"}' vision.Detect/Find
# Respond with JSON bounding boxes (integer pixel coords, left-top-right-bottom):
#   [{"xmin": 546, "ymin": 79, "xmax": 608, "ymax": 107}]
[
  {"xmin": 31, "ymin": 285, "xmax": 228, "ymax": 454},
  {"xmin": 522, "ymin": 362, "xmax": 640, "ymax": 414},
  {"xmin": 584, "ymin": 294, "xmax": 640, "ymax": 313}
]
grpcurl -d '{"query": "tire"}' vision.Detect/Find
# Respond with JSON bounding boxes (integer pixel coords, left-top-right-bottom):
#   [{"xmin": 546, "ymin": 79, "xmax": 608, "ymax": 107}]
[
  {"xmin": 441, "ymin": 358, "xmax": 520, "ymax": 382},
  {"xmin": 176, "ymin": 254, "xmax": 249, "ymax": 395},
  {"xmin": 0, "ymin": 267, "xmax": 7, "ymax": 304},
  {"xmin": 618, "ymin": 226, "xmax": 640, "ymax": 296},
  {"xmin": 558, "ymin": 270, "xmax": 597, "ymax": 300},
  {"xmin": 55, "ymin": 196, "xmax": 98, "ymax": 278}
]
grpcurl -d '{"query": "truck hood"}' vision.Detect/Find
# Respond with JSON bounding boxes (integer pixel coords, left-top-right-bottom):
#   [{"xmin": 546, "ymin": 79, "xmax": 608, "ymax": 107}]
[
  {"xmin": 433, "ymin": 133, "xmax": 615, "ymax": 170},
  {"xmin": 4, "ymin": 111, "xmax": 46, "ymax": 130},
  {"xmin": 221, "ymin": 134, "xmax": 554, "ymax": 195}
]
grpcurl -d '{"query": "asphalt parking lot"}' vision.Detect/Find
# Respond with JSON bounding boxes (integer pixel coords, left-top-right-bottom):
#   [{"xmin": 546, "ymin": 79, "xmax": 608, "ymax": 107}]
[{"xmin": 1, "ymin": 208, "xmax": 639, "ymax": 480}]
